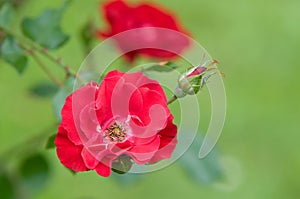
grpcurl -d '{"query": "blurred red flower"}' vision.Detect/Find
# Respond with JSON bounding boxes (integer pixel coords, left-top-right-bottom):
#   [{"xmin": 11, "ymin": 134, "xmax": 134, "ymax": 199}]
[
  {"xmin": 97, "ymin": 0, "xmax": 190, "ymax": 62},
  {"xmin": 55, "ymin": 70, "xmax": 177, "ymax": 177}
]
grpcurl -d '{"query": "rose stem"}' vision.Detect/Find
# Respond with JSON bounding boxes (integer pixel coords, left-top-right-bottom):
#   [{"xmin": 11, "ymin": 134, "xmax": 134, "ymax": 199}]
[
  {"xmin": 31, "ymin": 44, "xmax": 77, "ymax": 79},
  {"xmin": 1, "ymin": 28, "xmax": 81, "ymax": 81},
  {"xmin": 167, "ymin": 95, "xmax": 178, "ymax": 105},
  {"xmin": 20, "ymin": 44, "xmax": 65, "ymax": 88},
  {"xmin": 27, "ymin": 43, "xmax": 86, "ymax": 84}
]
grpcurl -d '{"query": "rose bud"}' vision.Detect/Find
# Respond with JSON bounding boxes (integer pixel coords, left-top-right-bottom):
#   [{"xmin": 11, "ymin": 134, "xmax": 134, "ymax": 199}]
[{"xmin": 174, "ymin": 60, "xmax": 219, "ymax": 98}]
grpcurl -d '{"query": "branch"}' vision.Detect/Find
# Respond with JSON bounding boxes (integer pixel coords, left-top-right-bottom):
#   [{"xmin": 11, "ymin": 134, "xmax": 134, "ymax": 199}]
[
  {"xmin": 20, "ymin": 44, "xmax": 65, "ymax": 88},
  {"xmin": 167, "ymin": 95, "xmax": 178, "ymax": 105}
]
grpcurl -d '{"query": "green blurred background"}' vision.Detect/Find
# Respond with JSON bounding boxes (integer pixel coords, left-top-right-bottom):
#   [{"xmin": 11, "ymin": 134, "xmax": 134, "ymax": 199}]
[{"xmin": 1, "ymin": 0, "xmax": 300, "ymax": 198}]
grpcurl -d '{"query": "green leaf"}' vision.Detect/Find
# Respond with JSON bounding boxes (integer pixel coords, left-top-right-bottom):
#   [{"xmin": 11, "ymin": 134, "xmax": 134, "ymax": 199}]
[
  {"xmin": 0, "ymin": 173, "xmax": 16, "ymax": 199},
  {"xmin": 0, "ymin": 35, "xmax": 28, "ymax": 74},
  {"xmin": 0, "ymin": 3, "xmax": 14, "ymax": 28},
  {"xmin": 19, "ymin": 153, "xmax": 50, "ymax": 193},
  {"xmin": 111, "ymin": 154, "xmax": 133, "ymax": 174},
  {"xmin": 80, "ymin": 20, "xmax": 95, "ymax": 50},
  {"xmin": 52, "ymin": 88, "xmax": 68, "ymax": 121},
  {"xmin": 29, "ymin": 82, "xmax": 58, "ymax": 98},
  {"xmin": 179, "ymin": 134, "xmax": 223, "ymax": 185},
  {"xmin": 21, "ymin": 0, "xmax": 71, "ymax": 50},
  {"xmin": 45, "ymin": 134, "xmax": 56, "ymax": 149},
  {"xmin": 52, "ymin": 77, "xmax": 74, "ymax": 121}
]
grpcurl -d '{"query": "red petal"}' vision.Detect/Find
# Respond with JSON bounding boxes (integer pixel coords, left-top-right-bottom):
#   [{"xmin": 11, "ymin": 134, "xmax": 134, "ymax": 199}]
[
  {"xmin": 96, "ymin": 70, "xmax": 123, "ymax": 124},
  {"xmin": 55, "ymin": 126, "xmax": 88, "ymax": 172},
  {"xmin": 128, "ymin": 135, "xmax": 160, "ymax": 164},
  {"xmin": 158, "ymin": 115, "xmax": 177, "ymax": 138},
  {"xmin": 103, "ymin": 0, "xmax": 130, "ymax": 26},
  {"xmin": 134, "ymin": 4, "xmax": 178, "ymax": 29},
  {"xmin": 61, "ymin": 82, "xmax": 98, "ymax": 145},
  {"xmin": 149, "ymin": 137, "xmax": 177, "ymax": 163},
  {"xmin": 95, "ymin": 157, "xmax": 114, "ymax": 177},
  {"xmin": 81, "ymin": 147, "xmax": 99, "ymax": 169},
  {"xmin": 79, "ymin": 102, "xmax": 100, "ymax": 139},
  {"xmin": 150, "ymin": 116, "xmax": 178, "ymax": 163},
  {"xmin": 130, "ymin": 87, "xmax": 169, "ymax": 127}
]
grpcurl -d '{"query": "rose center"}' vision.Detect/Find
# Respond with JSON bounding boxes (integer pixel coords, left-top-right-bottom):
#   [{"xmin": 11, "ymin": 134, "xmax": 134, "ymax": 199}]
[{"xmin": 104, "ymin": 122, "xmax": 126, "ymax": 142}]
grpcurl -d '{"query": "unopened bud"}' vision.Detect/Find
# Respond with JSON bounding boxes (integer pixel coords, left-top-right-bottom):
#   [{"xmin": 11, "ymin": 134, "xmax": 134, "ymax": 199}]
[
  {"xmin": 175, "ymin": 60, "xmax": 219, "ymax": 96},
  {"xmin": 174, "ymin": 86, "xmax": 187, "ymax": 98},
  {"xmin": 177, "ymin": 78, "xmax": 194, "ymax": 95}
]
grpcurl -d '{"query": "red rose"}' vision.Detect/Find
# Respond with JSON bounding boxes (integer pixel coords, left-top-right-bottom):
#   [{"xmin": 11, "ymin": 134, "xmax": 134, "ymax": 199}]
[
  {"xmin": 55, "ymin": 70, "xmax": 177, "ymax": 177},
  {"xmin": 97, "ymin": 0, "xmax": 190, "ymax": 62}
]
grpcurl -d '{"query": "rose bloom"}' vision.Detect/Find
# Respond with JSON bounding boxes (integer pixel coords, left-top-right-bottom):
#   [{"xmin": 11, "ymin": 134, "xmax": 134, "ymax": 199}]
[
  {"xmin": 97, "ymin": 0, "xmax": 190, "ymax": 62},
  {"xmin": 55, "ymin": 70, "xmax": 177, "ymax": 177}
]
